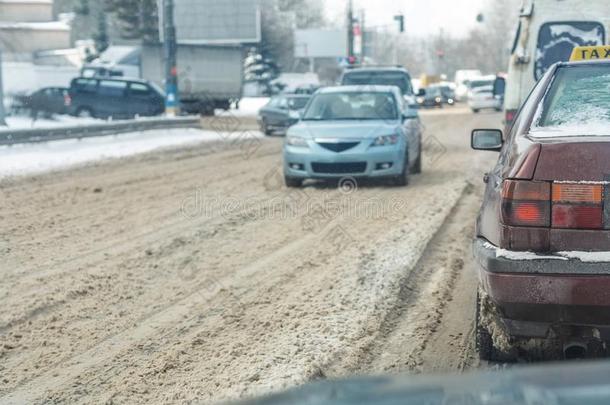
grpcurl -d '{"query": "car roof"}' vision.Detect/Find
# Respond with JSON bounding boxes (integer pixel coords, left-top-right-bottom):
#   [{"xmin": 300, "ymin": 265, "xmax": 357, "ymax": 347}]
[
  {"xmin": 279, "ymin": 94, "xmax": 311, "ymax": 98},
  {"xmin": 560, "ymin": 59, "xmax": 610, "ymax": 68},
  {"xmin": 317, "ymin": 85, "xmax": 400, "ymax": 94},
  {"xmin": 343, "ymin": 67, "xmax": 410, "ymax": 75},
  {"xmin": 73, "ymin": 76, "xmax": 152, "ymax": 85}
]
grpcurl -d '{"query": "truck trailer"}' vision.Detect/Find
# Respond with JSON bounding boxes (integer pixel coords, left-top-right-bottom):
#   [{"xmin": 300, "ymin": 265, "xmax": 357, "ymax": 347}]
[{"xmin": 141, "ymin": 44, "xmax": 243, "ymax": 115}]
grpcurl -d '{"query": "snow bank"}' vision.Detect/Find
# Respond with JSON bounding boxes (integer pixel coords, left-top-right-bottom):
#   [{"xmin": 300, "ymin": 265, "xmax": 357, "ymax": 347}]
[
  {"xmin": 484, "ymin": 242, "xmax": 610, "ymax": 263},
  {"xmin": 0, "ymin": 128, "xmax": 262, "ymax": 179},
  {"xmin": 223, "ymin": 97, "xmax": 269, "ymax": 117}
]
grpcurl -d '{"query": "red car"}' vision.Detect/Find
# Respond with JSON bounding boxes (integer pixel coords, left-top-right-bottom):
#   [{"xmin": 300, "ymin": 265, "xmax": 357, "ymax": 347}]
[{"xmin": 472, "ymin": 53, "xmax": 610, "ymax": 361}]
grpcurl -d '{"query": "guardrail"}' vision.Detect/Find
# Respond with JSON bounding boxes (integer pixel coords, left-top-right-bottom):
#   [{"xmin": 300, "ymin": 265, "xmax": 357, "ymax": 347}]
[{"xmin": 0, "ymin": 116, "xmax": 202, "ymax": 146}]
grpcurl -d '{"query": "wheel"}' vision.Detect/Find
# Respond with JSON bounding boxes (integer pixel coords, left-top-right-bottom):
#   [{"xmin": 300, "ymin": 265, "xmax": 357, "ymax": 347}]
[
  {"xmin": 284, "ymin": 176, "xmax": 303, "ymax": 188},
  {"xmin": 472, "ymin": 109, "xmax": 480, "ymax": 114},
  {"xmin": 261, "ymin": 119, "xmax": 273, "ymax": 136},
  {"xmin": 76, "ymin": 107, "xmax": 94, "ymax": 118},
  {"xmin": 494, "ymin": 107, "xmax": 503, "ymax": 112},
  {"xmin": 393, "ymin": 155, "xmax": 410, "ymax": 186},
  {"xmin": 475, "ymin": 290, "xmax": 495, "ymax": 361},
  {"xmin": 200, "ymin": 104, "xmax": 215, "ymax": 116},
  {"xmin": 475, "ymin": 289, "xmax": 516, "ymax": 362},
  {"xmin": 410, "ymin": 150, "xmax": 422, "ymax": 174}
]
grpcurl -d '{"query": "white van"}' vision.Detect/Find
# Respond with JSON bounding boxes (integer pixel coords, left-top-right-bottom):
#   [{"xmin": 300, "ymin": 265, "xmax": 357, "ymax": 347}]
[
  {"xmin": 454, "ymin": 69, "xmax": 482, "ymax": 102},
  {"xmin": 504, "ymin": 0, "xmax": 610, "ymax": 128}
]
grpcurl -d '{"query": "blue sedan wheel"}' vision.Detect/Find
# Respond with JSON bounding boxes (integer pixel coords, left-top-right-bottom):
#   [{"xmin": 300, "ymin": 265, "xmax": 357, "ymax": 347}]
[{"xmin": 393, "ymin": 155, "xmax": 409, "ymax": 187}]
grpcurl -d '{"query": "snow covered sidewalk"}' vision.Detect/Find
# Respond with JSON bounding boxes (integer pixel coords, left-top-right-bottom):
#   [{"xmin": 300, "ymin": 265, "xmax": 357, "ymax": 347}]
[{"xmin": 0, "ymin": 128, "xmax": 263, "ymax": 179}]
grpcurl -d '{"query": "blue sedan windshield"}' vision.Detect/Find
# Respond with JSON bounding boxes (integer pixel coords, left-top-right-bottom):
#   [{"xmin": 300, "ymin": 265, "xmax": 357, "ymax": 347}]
[{"xmin": 303, "ymin": 92, "xmax": 398, "ymax": 121}]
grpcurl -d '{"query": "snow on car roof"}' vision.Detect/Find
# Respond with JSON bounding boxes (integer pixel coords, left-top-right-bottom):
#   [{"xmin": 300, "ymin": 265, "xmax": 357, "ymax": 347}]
[{"xmin": 318, "ymin": 85, "xmax": 400, "ymax": 94}]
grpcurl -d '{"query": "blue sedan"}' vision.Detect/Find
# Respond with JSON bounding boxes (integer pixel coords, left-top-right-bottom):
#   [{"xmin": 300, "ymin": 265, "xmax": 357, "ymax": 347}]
[{"xmin": 283, "ymin": 86, "xmax": 422, "ymax": 187}]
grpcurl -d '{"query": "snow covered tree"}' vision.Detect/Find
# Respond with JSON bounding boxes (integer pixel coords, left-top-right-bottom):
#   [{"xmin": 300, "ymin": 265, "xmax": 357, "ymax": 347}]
[
  {"xmin": 93, "ymin": 12, "xmax": 110, "ymax": 54},
  {"xmin": 103, "ymin": 0, "xmax": 159, "ymax": 43},
  {"xmin": 244, "ymin": 48, "xmax": 281, "ymax": 94}
]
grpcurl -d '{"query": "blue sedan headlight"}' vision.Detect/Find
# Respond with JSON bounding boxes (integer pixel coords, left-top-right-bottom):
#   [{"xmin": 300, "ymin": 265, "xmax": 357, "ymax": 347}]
[
  {"xmin": 286, "ymin": 136, "xmax": 308, "ymax": 147},
  {"xmin": 372, "ymin": 134, "xmax": 400, "ymax": 147}
]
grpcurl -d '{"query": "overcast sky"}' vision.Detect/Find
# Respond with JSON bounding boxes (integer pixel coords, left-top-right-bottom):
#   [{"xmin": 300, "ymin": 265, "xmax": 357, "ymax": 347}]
[{"xmin": 325, "ymin": 0, "xmax": 487, "ymax": 37}]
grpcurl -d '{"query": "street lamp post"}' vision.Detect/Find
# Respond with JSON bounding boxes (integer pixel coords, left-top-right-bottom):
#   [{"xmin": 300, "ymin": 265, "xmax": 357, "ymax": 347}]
[{"xmin": 347, "ymin": 0, "xmax": 354, "ymax": 59}]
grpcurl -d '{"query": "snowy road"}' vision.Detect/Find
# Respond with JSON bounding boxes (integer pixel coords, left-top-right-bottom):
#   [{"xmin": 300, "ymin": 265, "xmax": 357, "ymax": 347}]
[{"xmin": 0, "ymin": 108, "xmax": 500, "ymax": 404}]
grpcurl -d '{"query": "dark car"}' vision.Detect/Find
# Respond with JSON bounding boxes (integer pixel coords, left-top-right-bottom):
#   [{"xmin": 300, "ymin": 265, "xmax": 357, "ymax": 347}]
[
  {"xmin": 340, "ymin": 67, "xmax": 417, "ymax": 107},
  {"xmin": 471, "ymin": 56, "xmax": 610, "ymax": 361},
  {"xmin": 67, "ymin": 77, "xmax": 165, "ymax": 119},
  {"xmin": 258, "ymin": 94, "xmax": 311, "ymax": 136},
  {"xmin": 293, "ymin": 85, "xmax": 320, "ymax": 95},
  {"xmin": 16, "ymin": 87, "xmax": 69, "ymax": 118},
  {"xmin": 437, "ymin": 85, "xmax": 456, "ymax": 106},
  {"xmin": 416, "ymin": 86, "xmax": 443, "ymax": 108}
]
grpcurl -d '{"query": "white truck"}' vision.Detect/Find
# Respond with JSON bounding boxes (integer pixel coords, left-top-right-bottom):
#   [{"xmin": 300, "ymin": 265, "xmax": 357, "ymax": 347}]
[
  {"xmin": 503, "ymin": 0, "xmax": 610, "ymax": 128},
  {"xmin": 454, "ymin": 69, "xmax": 482, "ymax": 102},
  {"xmin": 141, "ymin": 44, "xmax": 243, "ymax": 115}
]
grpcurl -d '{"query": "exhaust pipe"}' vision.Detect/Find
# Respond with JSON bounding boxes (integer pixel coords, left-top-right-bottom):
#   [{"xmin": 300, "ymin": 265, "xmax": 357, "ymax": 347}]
[{"xmin": 563, "ymin": 341, "xmax": 588, "ymax": 360}]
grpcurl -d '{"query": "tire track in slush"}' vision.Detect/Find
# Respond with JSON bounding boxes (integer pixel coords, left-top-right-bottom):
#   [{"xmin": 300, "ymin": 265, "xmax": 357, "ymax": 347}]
[{"xmin": 352, "ymin": 183, "xmax": 482, "ymax": 376}]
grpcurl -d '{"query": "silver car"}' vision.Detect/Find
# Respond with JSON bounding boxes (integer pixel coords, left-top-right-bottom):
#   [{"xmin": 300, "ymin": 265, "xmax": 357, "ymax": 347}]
[{"xmin": 283, "ymin": 86, "xmax": 422, "ymax": 187}]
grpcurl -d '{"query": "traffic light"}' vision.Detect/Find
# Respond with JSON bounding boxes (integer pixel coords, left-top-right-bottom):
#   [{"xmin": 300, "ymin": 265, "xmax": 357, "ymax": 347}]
[{"xmin": 394, "ymin": 15, "xmax": 405, "ymax": 33}]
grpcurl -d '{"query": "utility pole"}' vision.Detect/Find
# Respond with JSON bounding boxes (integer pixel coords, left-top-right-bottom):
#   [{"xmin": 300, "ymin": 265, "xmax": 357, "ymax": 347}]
[
  {"xmin": 0, "ymin": 50, "xmax": 6, "ymax": 126},
  {"xmin": 347, "ymin": 0, "xmax": 354, "ymax": 59},
  {"xmin": 359, "ymin": 9, "xmax": 366, "ymax": 61},
  {"xmin": 163, "ymin": 0, "xmax": 179, "ymax": 116},
  {"xmin": 394, "ymin": 14, "xmax": 405, "ymax": 66}
]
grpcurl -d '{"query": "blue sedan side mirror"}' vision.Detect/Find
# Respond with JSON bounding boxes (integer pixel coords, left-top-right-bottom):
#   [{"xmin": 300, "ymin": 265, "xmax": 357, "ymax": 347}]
[{"xmin": 403, "ymin": 108, "xmax": 418, "ymax": 120}]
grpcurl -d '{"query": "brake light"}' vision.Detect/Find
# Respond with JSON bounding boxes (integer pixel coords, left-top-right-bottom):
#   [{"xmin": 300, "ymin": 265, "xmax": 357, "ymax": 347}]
[
  {"xmin": 501, "ymin": 180, "xmax": 550, "ymax": 227},
  {"xmin": 551, "ymin": 183, "xmax": 604, "ymax": 229},
  {"xmin": 64, "ymin": 93, "xmax": 72, "ymax": 107},
  {"xmin": 501, "ymin": 180, "xmax": 606, "ymax": 230},
  {"xmin": 552, "ymin": 205, "xmax": 603, "ymax": 229},
  {"xmin": 505, "ymin": 109, "xmax": 517, "ymax": 126}
]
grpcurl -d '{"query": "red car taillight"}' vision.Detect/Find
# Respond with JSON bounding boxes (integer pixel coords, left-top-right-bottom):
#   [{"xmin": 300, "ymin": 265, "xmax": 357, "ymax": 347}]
[
  {"xmin": 505, "ymin": 109, "xmax": 517, "ymax": 126},
  {"xmin": 502, "ymin": 180, "xmax": 605, "ymax": 230},
  {"xmin": 552, "ymin": 183, "xmax": 603, "ymax": 229},
  {"xmin": 501, "ymin": 180, "xmax": 550, "ymax": 227}
]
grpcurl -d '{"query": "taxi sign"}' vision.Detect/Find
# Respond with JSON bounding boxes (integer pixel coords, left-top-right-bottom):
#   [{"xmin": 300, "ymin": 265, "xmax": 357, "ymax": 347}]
[{"xmin": 570, "ymin": 45, "xmax": 610, "ymax": 62}]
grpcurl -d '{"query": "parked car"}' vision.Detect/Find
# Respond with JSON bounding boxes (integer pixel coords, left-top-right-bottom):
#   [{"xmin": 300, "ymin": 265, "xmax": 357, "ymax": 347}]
[
  {"xmin": 67, "ymin": 77, "xmax": 165, "ymax": 119},
  {"xmin": 15, "ymin": 87, "xmax": 69, "ymax": 118},
  {"xmin": 283, "ymin": 86, "xmax": 422, "ymax": 188},
  {"xmin": 471, "ymin": 51, "xmax": 610, "ymax": 361},
  {"xmin": 340, "ymin": 67, "xmax": 417, "ymax": 108},
  {"xmin": 258, "ymin": 94, "xmax": 311, "ymax": 136},
  {"xmin": 468, "ymin": 85, "xmax": 502, "ymax": 113},
  {"xmin": 416, "ymin": 86, "xmax": 443, "ymax": 108}
]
